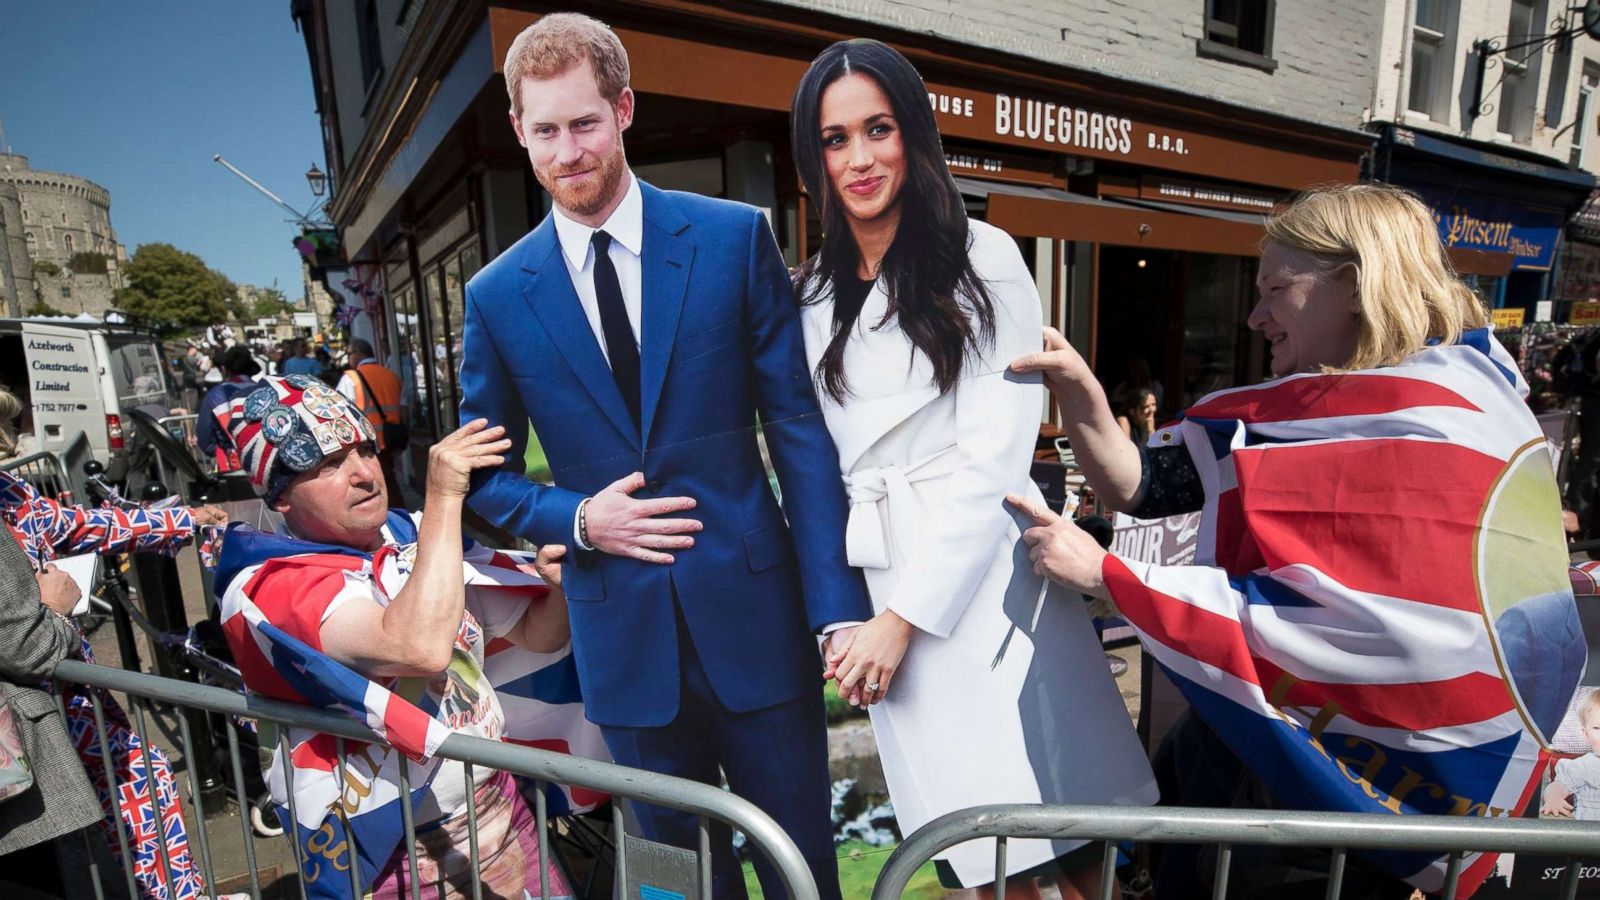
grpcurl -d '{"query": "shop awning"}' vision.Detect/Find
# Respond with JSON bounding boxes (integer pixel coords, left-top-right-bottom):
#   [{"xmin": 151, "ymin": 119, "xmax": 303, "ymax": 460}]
[
  {"xmin": 956, "ymin": 176, "xmax": 1265, "ymax": 256},
  {"xmin": 1446, "ymin": 247, "xmax": 1515, "ymax": 277}
]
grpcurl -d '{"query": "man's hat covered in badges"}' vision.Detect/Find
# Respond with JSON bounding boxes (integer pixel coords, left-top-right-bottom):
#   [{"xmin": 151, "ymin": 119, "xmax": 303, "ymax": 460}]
[{"xmin": 214, "ymin": 375, "xmax": 377, "ymax": 502}]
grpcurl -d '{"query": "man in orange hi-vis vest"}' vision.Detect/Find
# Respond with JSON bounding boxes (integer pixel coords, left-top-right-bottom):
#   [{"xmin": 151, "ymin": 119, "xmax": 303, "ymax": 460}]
[{"xmin": 335, "ymin": 338, "xmax": 407, "ymax": 502}]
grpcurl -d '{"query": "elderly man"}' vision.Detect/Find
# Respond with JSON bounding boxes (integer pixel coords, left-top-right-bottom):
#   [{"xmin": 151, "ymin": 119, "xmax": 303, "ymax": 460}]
[{"xmin": 211, "ymin": 375, "xmax": 575, "ymax": 900}]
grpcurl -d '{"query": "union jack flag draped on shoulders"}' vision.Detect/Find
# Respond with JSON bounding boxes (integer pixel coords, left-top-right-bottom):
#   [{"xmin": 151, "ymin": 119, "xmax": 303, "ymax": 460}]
[
  {"xmin": 212, "ymin": 510, "xmax": 605, "ymax": 900},
  {"xmin": 1109, "ymin": 329, "xmax": 1587, "ymax": 897}
]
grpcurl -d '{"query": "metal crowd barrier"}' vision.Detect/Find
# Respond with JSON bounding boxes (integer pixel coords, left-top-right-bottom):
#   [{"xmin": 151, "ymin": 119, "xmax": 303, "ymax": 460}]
[
  {"xmin": 2, "ymin": 430, "xmax": 91, "ymax": 503},
  {"xmin": 52, "ymin": 660, "xmax": 818, "ymax": 900},
  {"xmin": 870, "ymin": 803, "xmax": 1600, "ymax": 900},
  {"xmin": 153, "ymin": 412, "xmax": 205, "ymax": 488}
]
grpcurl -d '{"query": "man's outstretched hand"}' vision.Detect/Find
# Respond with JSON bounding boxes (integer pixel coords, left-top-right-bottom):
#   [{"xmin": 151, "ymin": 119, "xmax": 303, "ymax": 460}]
[{"xmin": 584, "ymin": 472, "xmax": 702, "ymax": 564}]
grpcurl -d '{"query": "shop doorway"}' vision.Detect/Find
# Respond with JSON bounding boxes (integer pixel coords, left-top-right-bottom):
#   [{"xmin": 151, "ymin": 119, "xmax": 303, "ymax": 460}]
[
  {"xmin": 1095, "ymin": 246, "xmax": 1263, "ymax": 418},
  {"xmin": 1096, "ymin": 246, "xmax": 1180, "ymax": 419}
]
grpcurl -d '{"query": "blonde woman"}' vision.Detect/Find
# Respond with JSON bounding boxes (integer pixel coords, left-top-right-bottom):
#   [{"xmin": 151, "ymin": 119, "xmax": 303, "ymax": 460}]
[
  {"xmin": 0, "ymin": 389, "xmax": 35, "ymax": 460},
  {"xmin": 1009, "ymin": 184, "xmax": 1585, "ymax": 899}
]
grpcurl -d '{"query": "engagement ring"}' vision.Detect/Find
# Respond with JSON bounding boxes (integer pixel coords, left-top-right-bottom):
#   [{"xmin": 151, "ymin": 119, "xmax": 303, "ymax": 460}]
[{"xmin": 867, "ymin": 681, "xmax": 880, "ymax": 691}]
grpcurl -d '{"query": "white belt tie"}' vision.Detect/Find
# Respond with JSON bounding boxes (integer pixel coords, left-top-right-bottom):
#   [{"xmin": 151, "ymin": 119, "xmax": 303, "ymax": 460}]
[{"xmin": 842, "ymin": 445, "xmax": 963, "ymax": 569}]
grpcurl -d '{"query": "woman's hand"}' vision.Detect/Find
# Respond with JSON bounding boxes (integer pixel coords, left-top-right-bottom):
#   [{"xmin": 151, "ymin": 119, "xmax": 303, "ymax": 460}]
[
  {"xmin": 1007, "ymin": 493, "xmax": 1110, "ymax": 599},
  {"xmin": 828, "ymin": 610, "xmax": 914, "ymax": 707},
  {"xmin": 36, "ymin": 564, "xmax": 81, "ymax": 617},
  {"xmin": 1010, "ymin": 326, "xmax": 1094, "ymax": 392}
]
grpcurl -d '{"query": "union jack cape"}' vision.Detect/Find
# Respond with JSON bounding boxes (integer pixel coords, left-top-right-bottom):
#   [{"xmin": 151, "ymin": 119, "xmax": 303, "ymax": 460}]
[
  {"xmin": 212, "ymin": 511, "xmax": 606, "ymax": 900},
  {"xmin": 1111, "ymin": 329, "xmax": 1587, "ymax": 896}
]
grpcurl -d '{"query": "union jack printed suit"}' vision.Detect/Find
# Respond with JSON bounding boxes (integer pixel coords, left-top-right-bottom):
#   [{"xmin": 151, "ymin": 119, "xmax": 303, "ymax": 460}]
[{"xmin": 1, "ymin": 470, "xmax": 206, "ymax": 900}]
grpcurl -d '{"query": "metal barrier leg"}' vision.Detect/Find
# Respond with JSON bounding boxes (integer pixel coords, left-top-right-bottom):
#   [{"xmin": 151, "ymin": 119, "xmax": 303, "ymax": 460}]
[
  {"xmin": 176, "ymin": 710, "xmax": 218, "ymax": 895},
  {"xmin": 223, "ymin": 720, "xmax": 263, "ymax": 900},
  {"xmin": 994, "ymin": 835, "xmax": 1008, "ymax": 897},
  {"xmin": 60, "ymin": 690, "xmax": 107, "ymax": 900},
  {"xmin": 613, "ymin": 802, "xmax": 627, "ymax": 900},
  {"xmin": 334, "ymin": 738, "xmax": 364, "ymax": 900},
  {"xmin": 1558, "ymin": 856, "xmax": 1581, "ymax": 900},
  {"xmin": 87, "ymin": 692, "xmax": 139, "ymax": 900},
  {"xmin": 536, "ymin": 779, "xmax": 551, "ymax": 900},
  {"xmin": 275, "ymin": 729, "xmax": 311, "ymax": 900},
  {"xmin": 1325, "ymin": 848, "xmax": 1346, "ymax": 900},
  {"xmin": 1440, "ymin": 850, "xmax": 1463, "ymax": 900},
  {"xmin": 1211, "ymin": 843, "xmax": 1231, "ymax": 900},
  {"xmin": 463, "ymin": 762, "xmax": 483, "ymax": 900},
  {"xmin": 396, "ymin": 756, "xmax": 422, "ymax": 900},
  {"xmin": 78, "ymin": 825, "xmax": 108, "ymax": 900},
  {"xmin": 699, "ymin": 816, "xmax": 713, "ymax": 900},
  {"xmin": 1097, "ymin": 839, "xmax": 1117, "ymax": 900},
  {"xmin": 128, "ymin": 698, "xmax": 178, "ymax": 898}
]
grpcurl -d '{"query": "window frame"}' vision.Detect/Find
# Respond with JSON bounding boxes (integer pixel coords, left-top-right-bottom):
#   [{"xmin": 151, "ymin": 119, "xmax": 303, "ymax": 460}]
[{"xmin": 1196, "ymin": 0, "xmax": 1278, "ymax": 73}]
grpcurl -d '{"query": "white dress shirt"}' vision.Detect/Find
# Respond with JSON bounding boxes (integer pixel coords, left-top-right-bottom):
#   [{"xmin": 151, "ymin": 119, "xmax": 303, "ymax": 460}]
[
  {"xmin": 552, "ymin": 173, "xmax": 643, "ymax": 550},
  {"xmin": 551, "ymin": 171, "xmax": 644, "ymax": 363}
]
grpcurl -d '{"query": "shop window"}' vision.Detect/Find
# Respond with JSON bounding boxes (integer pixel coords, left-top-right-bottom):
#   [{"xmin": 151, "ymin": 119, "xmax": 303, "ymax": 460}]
[
  {"xmin": 1407, "ymin": 0, "xmax": 1457, "ymax": 121},
  {"xmin": 441, "ymin": 255, "xmax": 464, "ymax": 429},
  {"xmin": 1197, "ymin": 0, "xmax": 1276, "ymax": 72},
  {"xmin": 1573, "ymin": 64, "xmax": 1600, "ymax": 167},
  {"xmin": 421, "ymin": 266, "xmax": 452, "ymax": 433},
  {"xmin": 391, "ymin": 284, "xmax": 427, "ymax": 433},
  {"xmin": 1496, "ymin": 0, "xmax": 1543, "ymax": 142}
]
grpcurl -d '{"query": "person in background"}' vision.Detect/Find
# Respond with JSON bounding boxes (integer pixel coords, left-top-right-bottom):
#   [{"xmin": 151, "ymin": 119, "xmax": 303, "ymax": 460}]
[
  {"xmin": 280, "ymin": 339, "xmax": 322, "ymax": 379},
  {"xmin": 1115, "ymin": 388, "xmax": 1158, "ymax": 446},
  {"xmin": 1009, "ymin": 183, "xmax": 1585, "ymax": 899},
  {"xmin": 199, "ymin": 344, "xmax": 224, "ymax": 387},
  {"xmin": 337, "ymin": 338, "xmax": 408, "ymax": 503},
  {"xmin": 0, "ymin": 390, "xmax": 38, "ymax": 461},
  {"xmin": 1109, "ymin": 355, "xmax": 1163, "ymax": 421},
  {"xmin": 314, "ymin": 345, "xmax": 339, "ymax": 385},
  {"xmin": 197, "ymin": 346, "xmax": 263, "ymax": 472}
]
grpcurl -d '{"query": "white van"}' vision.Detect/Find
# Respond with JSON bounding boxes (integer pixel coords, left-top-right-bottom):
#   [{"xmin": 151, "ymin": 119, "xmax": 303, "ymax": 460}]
[{"xmin": 1, "ymin": 316, "xmax": 177, "ymax": 483}]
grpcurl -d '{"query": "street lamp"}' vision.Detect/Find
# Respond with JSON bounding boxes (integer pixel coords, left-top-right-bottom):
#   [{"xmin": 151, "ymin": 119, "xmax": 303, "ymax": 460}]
[{"xmin": 305, "ymin": 163, "xmax": 327, "ymax": 198}]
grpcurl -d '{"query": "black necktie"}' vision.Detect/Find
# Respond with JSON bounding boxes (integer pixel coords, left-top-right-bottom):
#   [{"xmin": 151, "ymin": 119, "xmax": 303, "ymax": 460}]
[{"xmin": 591, "ymin": 230, "xmax": 641, "ymax": 431}]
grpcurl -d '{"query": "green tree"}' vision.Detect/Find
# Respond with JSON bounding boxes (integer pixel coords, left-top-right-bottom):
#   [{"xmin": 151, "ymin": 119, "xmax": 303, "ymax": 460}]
[
  {"xmin": 115, "ymin": 243, "xmax": 235, "ymax": 331},
  {"xmin": 251, "ymin": 287, "xmax": 294, "ymax": 320},
  {"xmin": 25, "ymin": 299, "xmax": 62, "ymax": 316},
  {"xmin": 68, "ymin": 251, "xmax": 111, "ymax": 275},
  {"xmin": 31, "ymin": 259, "xmax": 60, "ymax": 277}
]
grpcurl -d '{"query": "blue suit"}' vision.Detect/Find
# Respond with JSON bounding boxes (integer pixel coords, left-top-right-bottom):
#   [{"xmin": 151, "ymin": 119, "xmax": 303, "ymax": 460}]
[{"xmin": 461, "ymin": 181, "xmax": 869, "ymax": 899}]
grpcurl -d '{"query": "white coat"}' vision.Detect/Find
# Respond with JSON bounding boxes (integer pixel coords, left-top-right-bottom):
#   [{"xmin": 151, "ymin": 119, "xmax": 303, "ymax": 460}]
[{"xmin": 801, "ymin": 220, "xmax": 1158, "ymax": 887}]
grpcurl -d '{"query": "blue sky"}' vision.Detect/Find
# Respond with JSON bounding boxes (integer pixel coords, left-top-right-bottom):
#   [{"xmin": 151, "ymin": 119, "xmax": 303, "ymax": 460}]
[{"xmin": 4, "ymin": 2, "xmax": 326, "ymax": 299}]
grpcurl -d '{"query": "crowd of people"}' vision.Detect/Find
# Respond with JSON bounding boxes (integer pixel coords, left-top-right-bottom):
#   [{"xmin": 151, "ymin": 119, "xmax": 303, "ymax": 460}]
[{"xmin": 0, "ymin": 10, "xmax": 1591, "ymax": 900}]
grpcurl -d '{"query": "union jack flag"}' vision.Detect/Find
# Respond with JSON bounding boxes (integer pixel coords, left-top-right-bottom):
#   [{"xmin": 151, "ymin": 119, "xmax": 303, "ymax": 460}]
[
  {"xmin": 211, "ymin": 509, "xmax": 604, "ymax": 899},
  {"xmin": 1110, "ymin": 329, "xmax": 1586, "ymax": 897}
]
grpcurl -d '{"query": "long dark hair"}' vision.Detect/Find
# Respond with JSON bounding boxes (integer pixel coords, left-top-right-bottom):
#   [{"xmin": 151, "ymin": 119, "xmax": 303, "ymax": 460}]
[{"xmin": 790, "ymin": 39, "xmax": 996, "ymax": 402}]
